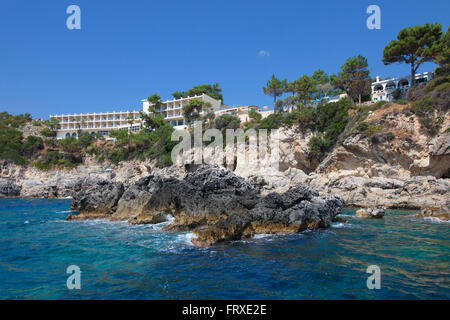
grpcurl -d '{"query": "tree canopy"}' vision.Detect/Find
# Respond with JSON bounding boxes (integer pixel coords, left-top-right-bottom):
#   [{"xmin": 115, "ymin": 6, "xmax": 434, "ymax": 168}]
[
  {"xmin": 263, "ymin": 75, "xmax": 287, "ymax": 110},
  {"xmin": 334, "ymin": 55, "xmax": 371, "ymax": 104},
  {"xmin": 382, "ymin": 23, "xmax": 443, "ymax": 84},
  {"xmin": 182, "ymin": 98, "xmax": 212, "ymax": 127},
  {"xmin": 434, "ymin": 27, "xmax": 450, "ymax": 75},
  {"xmin": 172, "ymin": 83, "xmax": 223, "ymax": 102}
]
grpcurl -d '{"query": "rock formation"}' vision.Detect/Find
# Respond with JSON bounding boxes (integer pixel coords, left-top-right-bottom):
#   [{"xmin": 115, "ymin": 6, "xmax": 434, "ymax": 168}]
[
  {"xmin": 0, "ymin": 179, "xmax": 21, "ymax": 198},
  {"xmin": 355, "ymin": 206, "xmax": 386, "ymax": 219},
  {"xmin": 418, "ymin": 202, "xmax": 450, "ymax": 221},
  {"xmin": 66, "ymin": 166, "xmax": 345, "ymax": 246},
  {"xmin": 67, "ymin": 177, "xmax": 125, "ymax": 220}
]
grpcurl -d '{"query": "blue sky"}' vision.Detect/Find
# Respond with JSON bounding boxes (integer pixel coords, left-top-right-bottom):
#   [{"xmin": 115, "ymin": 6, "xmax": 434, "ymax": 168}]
[{"xmin": 0, "ymin": 0, "xmax": 448, "ymax": 118}]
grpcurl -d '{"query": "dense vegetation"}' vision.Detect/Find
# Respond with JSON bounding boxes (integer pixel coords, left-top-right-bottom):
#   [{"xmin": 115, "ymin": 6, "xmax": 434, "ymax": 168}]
[{"xmin": 172, "ymin": 83, "xmax": 224, "ymax": 103}]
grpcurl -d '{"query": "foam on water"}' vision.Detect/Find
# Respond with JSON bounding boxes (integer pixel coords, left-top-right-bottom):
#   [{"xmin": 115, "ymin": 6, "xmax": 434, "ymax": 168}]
[
  {"xmin": 1, "ymin": 200, "xmax": 449, "ymax": 300},
  {"xmin": 423, "ymin": 217, "xmax": 450, "ymax": 224}
]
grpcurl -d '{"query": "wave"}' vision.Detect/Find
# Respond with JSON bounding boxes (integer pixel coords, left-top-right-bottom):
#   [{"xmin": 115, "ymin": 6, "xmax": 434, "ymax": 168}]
[{"xmin": 423, "ymin": 217, "xmax": 450, "ymax": 224}]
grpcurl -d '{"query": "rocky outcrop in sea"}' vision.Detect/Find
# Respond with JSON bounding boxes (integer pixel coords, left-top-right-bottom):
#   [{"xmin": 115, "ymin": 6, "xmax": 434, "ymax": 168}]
[{"xmin": 66, "ymin": 166, "xmax": 345, "ymax": 246}]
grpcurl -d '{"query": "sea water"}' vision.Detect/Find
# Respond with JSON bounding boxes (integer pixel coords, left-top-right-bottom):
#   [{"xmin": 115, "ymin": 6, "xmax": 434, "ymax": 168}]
[{"xmin": 0, "ymin": 198, "xmax": 448, "ymax": 299}]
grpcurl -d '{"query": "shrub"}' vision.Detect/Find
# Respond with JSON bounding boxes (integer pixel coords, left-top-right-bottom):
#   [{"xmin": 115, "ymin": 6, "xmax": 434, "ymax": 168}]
[
  {"xmin": 392, "ymin": 88, "xmax": 404, "ymax": 101},
  {"xmin": 23, "ymin": 136, "xmax": 44, "ymax": 157},
  {"xmin": 411, "ymin": 97, "xmax": 433, "ymax": 116},
  {"xmin": 248, "ymin": 109, "xmax": 262, "ymax": 122},
  {"xmin": 78, "ymin": 131, "xmax": 96, "ymax": 149},
  {"xmin": 309, "ymin": 135, "xmax": 331, "ymax": 154},
  {"xmin": 295, "ymin": 105, "xmax": 314, "ymax": 129},
  {"xmin": 356, "ymin": 121, "xmax": 369, "ymax": 132},
  {"xmin": 59, "ymin": 137, "xmax": 81, "ymax": 154},
  {"xmin": 214, "ymin": 114, "xmax": 241, "ymax": 131},
  {"xmin": 431, "ymin": 82, "xmax": 450, "ymax": 112},
  {"xmin": 40, "ymin": 127, "xmax": 56, "ymax": 138},
  {"xmin": 258, "ymin": 113, "xmax": 284, "ymax": 130},
  {"xmin": 407, "ymin": 83, "xmax": 427, "ymax": 101}
]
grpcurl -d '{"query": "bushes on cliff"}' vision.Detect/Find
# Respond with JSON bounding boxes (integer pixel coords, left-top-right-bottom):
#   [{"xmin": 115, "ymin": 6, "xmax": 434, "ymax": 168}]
[
  {"xmin": 405, "ymin": 74, "xmax": 449, "ymax": 136},
  {"xmin": 0, "ymin": 112, "xmax": 45, "ymax": 164},
  {"xmin": 214, "ymin": 114, "xmax": 241, "ymax": 131},
  {"xmin": 99, "ymin": 125, "xmax": 176, "ymax": 167}
]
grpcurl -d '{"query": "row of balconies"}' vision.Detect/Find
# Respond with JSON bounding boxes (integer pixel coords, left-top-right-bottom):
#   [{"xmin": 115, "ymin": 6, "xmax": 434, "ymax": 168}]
[
  {"xmin": 60, "ymin": 123, "xmax": 131, "ymax": 130},
  {"xmin": 55, "ymin": 118, "xmax": 140, "ymax": 123}
]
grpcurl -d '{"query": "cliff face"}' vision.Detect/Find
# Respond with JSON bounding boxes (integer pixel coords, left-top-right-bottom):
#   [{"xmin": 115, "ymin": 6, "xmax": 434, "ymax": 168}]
[
  {"xmin": 316, "ymin": 104, "xmax": 449, "ymax": 179},
  {"xmin": 0, "ymin": 103, "xmax": 448, "ymax": 213},
  {"xmin": 233, "ymin": 104, "xmax": 449, "ymax": 211}
]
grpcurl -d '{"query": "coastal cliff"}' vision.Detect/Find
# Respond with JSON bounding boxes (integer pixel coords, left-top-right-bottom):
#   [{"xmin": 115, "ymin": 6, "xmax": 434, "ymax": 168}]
[{"xmin": 0, "ymin": 103, "xmax": 449, "ymax": 222}]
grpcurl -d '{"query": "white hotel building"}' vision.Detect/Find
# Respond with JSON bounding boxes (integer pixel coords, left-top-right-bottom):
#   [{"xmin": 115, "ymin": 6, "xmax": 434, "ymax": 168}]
[
  {"xmin": 50, "ymin": 94, "xmax": 222, "ymax": 139},
  {"xmin": 371, "ymin": 71, "xmax": 433, "ymax": 102}
]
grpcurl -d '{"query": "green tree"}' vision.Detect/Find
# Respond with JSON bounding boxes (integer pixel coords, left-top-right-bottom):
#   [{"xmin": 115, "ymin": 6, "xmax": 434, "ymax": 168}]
[
  {"xmin": 248, "ymin": 109, "xmax": 262, "ymax": 122},
  {"xmin": 78, "ymin": 131, "xmax": 95, "ymax": 149},
  {"xmin": 172, "ymin": 83, "xmax": 223, "ymax": 102},
  {"xmin": 59, "ymin": 137, "xmax": 81, "ymax": 154},
  {"xmin": 285, "ymin": 81, "xmax": 298, "ymax": 96},
  {"xmin": 434, "ymin": 27, "xmax": 450, "ymax": 75},
  {"xmin": 40, "ymin": 118, "xmax": 60, "ymax": 138},
  {"xmin": 140, "ymin": 94, "xmax": 166, "ymax": 131},
  {"xmin": 214, "ymin": 114, "xmax": 241, "ymax": 131},
  {"xmin": 182, "ymin": 98, "xmax": 212, "ymax": 127},
  {"xmin": 312, "ymin": 69, "xmax": 331, "ymax": 98},
  {"xmin": 382, "ymin": 23, "xmax": 443, "ymax": 85},
  {"xmin": 293, "ymin": 75, "xmax": 316, "ymax": 104},
  {"xmin": 335, "ymin": 55, "xmax": 371, "ymax": 104},
  {"xmin": 23, "ymin": 136, "xmax": 44, "ymax": 157},
  {"xmin": 263, "ymin": 75, "xmax": 287, "ymax": 111}
]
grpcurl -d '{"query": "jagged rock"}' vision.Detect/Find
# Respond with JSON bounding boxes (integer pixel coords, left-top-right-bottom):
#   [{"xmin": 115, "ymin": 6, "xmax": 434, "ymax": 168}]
[
  {"xmin": 192, "ymin": 185, "xmax": 345, "ymax": 246},
  {"xmin": 418, "ymin": 203, "xmax": 450, "ymax": 221},
  {"xmin": 68, "ymin": 166, "xmax": 345, "ymax": 246},
  {"xmin": 67, "ymin": 177, "xmax": 124, "ymax": 220},
  {"xmin": 356, "ymin": 206, "xmax": 386, "ymax": 219},
  {"xmin": 0, "ymin": 179, "xmax": 21, "ymax": 198},
  {"xmin": 128, "ymin": 166, "xmax": 260, "ymax": 228}
]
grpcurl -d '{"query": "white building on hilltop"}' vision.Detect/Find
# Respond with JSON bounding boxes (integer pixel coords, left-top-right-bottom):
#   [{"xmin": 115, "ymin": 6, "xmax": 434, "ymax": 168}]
[
  {"xmin": 142, "ymin": 94, "xmax": 221, "ymax": 130},
  {"xmin": 50, "ymin": 110, "xmax": 142, "ymax": 140},
  {"xmin": 50, "ymin": 94, "xmax": 222, "ymax": 139},
  {"xmin": 371, "ymin": 72, "xmax": 433, "ymax": 102}
]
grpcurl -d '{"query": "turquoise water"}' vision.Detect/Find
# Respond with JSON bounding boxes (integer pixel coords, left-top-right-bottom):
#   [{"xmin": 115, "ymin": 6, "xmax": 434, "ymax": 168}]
[{"xmin": 0, "ymin": 198, "xmax": 448, "ymax": 299}]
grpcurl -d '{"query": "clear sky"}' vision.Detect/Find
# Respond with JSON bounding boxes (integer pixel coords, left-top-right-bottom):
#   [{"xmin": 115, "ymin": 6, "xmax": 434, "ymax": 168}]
[{"xmin": 0, "ymin": 0, "xmax": 448, "ymax": 118}]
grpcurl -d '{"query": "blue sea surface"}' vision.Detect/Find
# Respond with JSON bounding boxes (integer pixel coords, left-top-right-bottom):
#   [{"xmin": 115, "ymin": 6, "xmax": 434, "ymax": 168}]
[{"xmin": 0, "ymin": 198, "xmax": 448, "ymax": 299}]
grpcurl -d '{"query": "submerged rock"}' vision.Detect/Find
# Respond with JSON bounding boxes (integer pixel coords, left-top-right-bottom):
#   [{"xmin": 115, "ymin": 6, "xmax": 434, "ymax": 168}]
[
  {"xmin": 418, "ymin": 203, "xmax": 450, "ymax": 221},
  {"xmin": 67, "ymin": 166, "xmax": 345, "ymax": 246},
  {"xmin": 355, "ymin": 206, "xmax": 386, "ymax": 219}
]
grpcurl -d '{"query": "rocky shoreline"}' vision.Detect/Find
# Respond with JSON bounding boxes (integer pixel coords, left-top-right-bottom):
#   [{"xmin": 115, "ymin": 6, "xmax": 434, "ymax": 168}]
[
  {"xmin": 64, "ymin": 166, "xmax": 345, "ymax": 246},
  {"xmin": 1, "ymin": 160, "xmax": 448, "ymax": 246},
  {"xmin": 1, "ymin": 104, "xmax": 449, "ymax": 231}
]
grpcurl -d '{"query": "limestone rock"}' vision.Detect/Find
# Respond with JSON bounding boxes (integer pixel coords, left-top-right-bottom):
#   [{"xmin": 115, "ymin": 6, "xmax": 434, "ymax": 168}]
[
  {"xmin": 0, "ymin": 179, "xmax": 21, "ymax": 198},
  {"xmin": 355, "ymin": 206, "xmax": 386, "ymax": 219},
  {"xmin": 418, "ymin": 203, "xmax": 450, "ymax": 221},
  {"xmin": 67, "ymin": 177, "xmax": 124, "ymax": 220}
]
